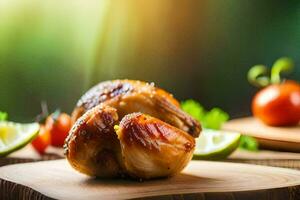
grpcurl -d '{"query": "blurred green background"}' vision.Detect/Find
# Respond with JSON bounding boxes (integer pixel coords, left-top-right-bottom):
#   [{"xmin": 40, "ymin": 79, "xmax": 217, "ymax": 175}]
[{"xmin": 0, "ymin": 0, "xmax": 299, "ymax": 122}]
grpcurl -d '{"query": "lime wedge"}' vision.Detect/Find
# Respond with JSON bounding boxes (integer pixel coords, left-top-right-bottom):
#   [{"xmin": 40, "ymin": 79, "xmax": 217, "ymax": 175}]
[
  {"xmin": 193, "ymin": 129, "xmax": 241, "ymax": 160},
  {"xmin": 0, "ymin": 122, "xmax": 40, "ymax": 156}
]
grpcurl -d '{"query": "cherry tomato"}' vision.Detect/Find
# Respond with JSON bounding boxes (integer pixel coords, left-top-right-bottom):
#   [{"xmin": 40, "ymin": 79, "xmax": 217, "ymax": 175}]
[
  {"xmin": 31, "ymin": 125, "xmax": 51, "ymax": 154},
  {"xmin": 46, "ymin": 112, "xmax": 72, "ymax": 147},
  {"xmin": 252, "ymin": 80, "xmax": 300, "ymax": 126}
]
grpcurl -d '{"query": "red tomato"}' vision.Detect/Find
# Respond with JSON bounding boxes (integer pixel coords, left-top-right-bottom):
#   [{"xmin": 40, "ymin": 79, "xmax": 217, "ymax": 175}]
[
  {"xmin": 252, "ymin": 80, "xmax": 300, "ymax": 126},
  {"xmin": 46, "ymin": 112, "xmax": 72, "ymax": 147},
  {"xmin": 31, "ymin": 125, "xmax": 50, "ymax": 154}
]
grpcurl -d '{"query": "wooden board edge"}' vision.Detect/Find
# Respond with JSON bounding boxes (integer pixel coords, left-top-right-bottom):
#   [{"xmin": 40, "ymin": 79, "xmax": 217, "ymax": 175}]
[
  {"xmin": 222, "ymin": 117, "xmax": 300, "ymax": 143},
  {"xmin": 255, "ymin": 137, "xmax": 300, "ymax": 152},
  {"xmin": 1, "ymin": 176, "xmax": 300, "ymax": 200}
]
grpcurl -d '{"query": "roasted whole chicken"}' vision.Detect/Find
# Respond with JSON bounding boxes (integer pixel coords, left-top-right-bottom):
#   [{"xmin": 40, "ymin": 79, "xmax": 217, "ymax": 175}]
[{"xmin": 64, "ymin": 80, "xmax": 201, "ymax": 179}]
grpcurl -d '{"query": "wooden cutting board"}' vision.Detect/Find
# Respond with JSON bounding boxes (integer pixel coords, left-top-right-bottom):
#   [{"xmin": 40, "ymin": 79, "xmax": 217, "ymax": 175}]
[
  {"xmin": 1, "ymin": 159, "xmax": 300, "ymax": 200},
  {"xmin": 223, "ymin": 117, "xmax": 300, "ymax": 152}
]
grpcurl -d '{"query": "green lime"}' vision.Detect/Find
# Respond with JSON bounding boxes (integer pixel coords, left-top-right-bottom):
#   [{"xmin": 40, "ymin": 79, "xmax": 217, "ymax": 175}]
[
  {"xmin": 193, "ymin": 129, "xmax": 241, "ymax": 160},
  {"xmin": 0, "ymin": 122, "xmax": 40, "ymax": 156}
]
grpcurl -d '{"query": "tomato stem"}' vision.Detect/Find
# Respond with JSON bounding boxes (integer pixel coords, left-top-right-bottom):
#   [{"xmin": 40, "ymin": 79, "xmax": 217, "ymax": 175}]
[
  {"xmin": 271, "ymin": 57, "xmax": 294, "ymax": 84},
  {"xmin": 35, "ymin": 101, "xmax": 49, "ymax": 124},
  {"xmin": 247, "ymin": 65, "xmax": 270, "ymax": 87},
  {"xmin": 51, "ymin": 109, "xmax": 61, "ymax": 123}
]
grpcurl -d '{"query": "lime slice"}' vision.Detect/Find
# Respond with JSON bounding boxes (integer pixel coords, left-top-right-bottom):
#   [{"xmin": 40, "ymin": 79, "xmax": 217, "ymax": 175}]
[
  {"xmin": 193, "ymin": 129, "xmax": 241, "ymax": 160},
  {"xmin": 0, "ymin": 122, "xmax": 40, "ymax": 156}
]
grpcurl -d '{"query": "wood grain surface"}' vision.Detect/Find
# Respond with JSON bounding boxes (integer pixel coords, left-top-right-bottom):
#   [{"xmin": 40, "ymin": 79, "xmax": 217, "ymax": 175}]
[
  {"xmin": 227, "ymin": 149, "xmax": 300, "ymax": 170},
  {"xmin": 223, "ymin": 117, "xmax": 300, "ymax": 152},
  {"xmin": 1, "ymin": 159, "xmax": 300, "ymax": 200}
]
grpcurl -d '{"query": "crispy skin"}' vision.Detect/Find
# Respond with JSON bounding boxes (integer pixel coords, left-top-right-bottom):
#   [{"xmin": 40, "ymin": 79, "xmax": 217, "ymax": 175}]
[
  {"xmin": 65, "ymin": 106, "xmax": 123, "ymax": 177},
  {"xmin": 66, "ymin": 80, "xmax": 201, "ymax": 179},
  {"xmin": 66, "ymin": 108, "xmax": 195, "ymax": 179},
  {"xmin": 117, "ymin": 113, "xmax": 195, "ymax": 179},
  {"xmin": 72, "ymin": 80, "xmax": 200, "ymax": 137}
]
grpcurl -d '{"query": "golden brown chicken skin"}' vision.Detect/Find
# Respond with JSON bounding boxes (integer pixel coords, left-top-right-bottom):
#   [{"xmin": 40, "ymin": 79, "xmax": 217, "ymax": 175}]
[
  {"xmin": 65, "ymin": 106, "xmax": 123, "ymax": 177},
  {"xmin": 72, "ymin": 80, "xmax": 200, "ymax": 137},
  {"xmin": 116, "ymin": 113, "xmax": 195, "ymax": 179},
  {"xmin": 65, "ymin": 80, "xmax": 201, "ymax": 179}
]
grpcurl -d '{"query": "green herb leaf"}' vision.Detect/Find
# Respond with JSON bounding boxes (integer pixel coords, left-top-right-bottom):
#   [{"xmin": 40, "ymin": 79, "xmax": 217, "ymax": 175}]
[
  {"xmin": 201, "ymin": 108, "xmax": 229, "ymax": 130},
  {"xmin": 181, "ymin": 100, "xmax": 229, "ymax": 130},
  {"xmin": 0, "ymin": 111, "xmax": 8, "ymax": 121},
  {"xmin": 180, "ymin": 99, "xmax": 205, "ymax": 122},
  {"xmin": 239, "ymin": 135, "xmax": 259, "ymax": 151}
]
